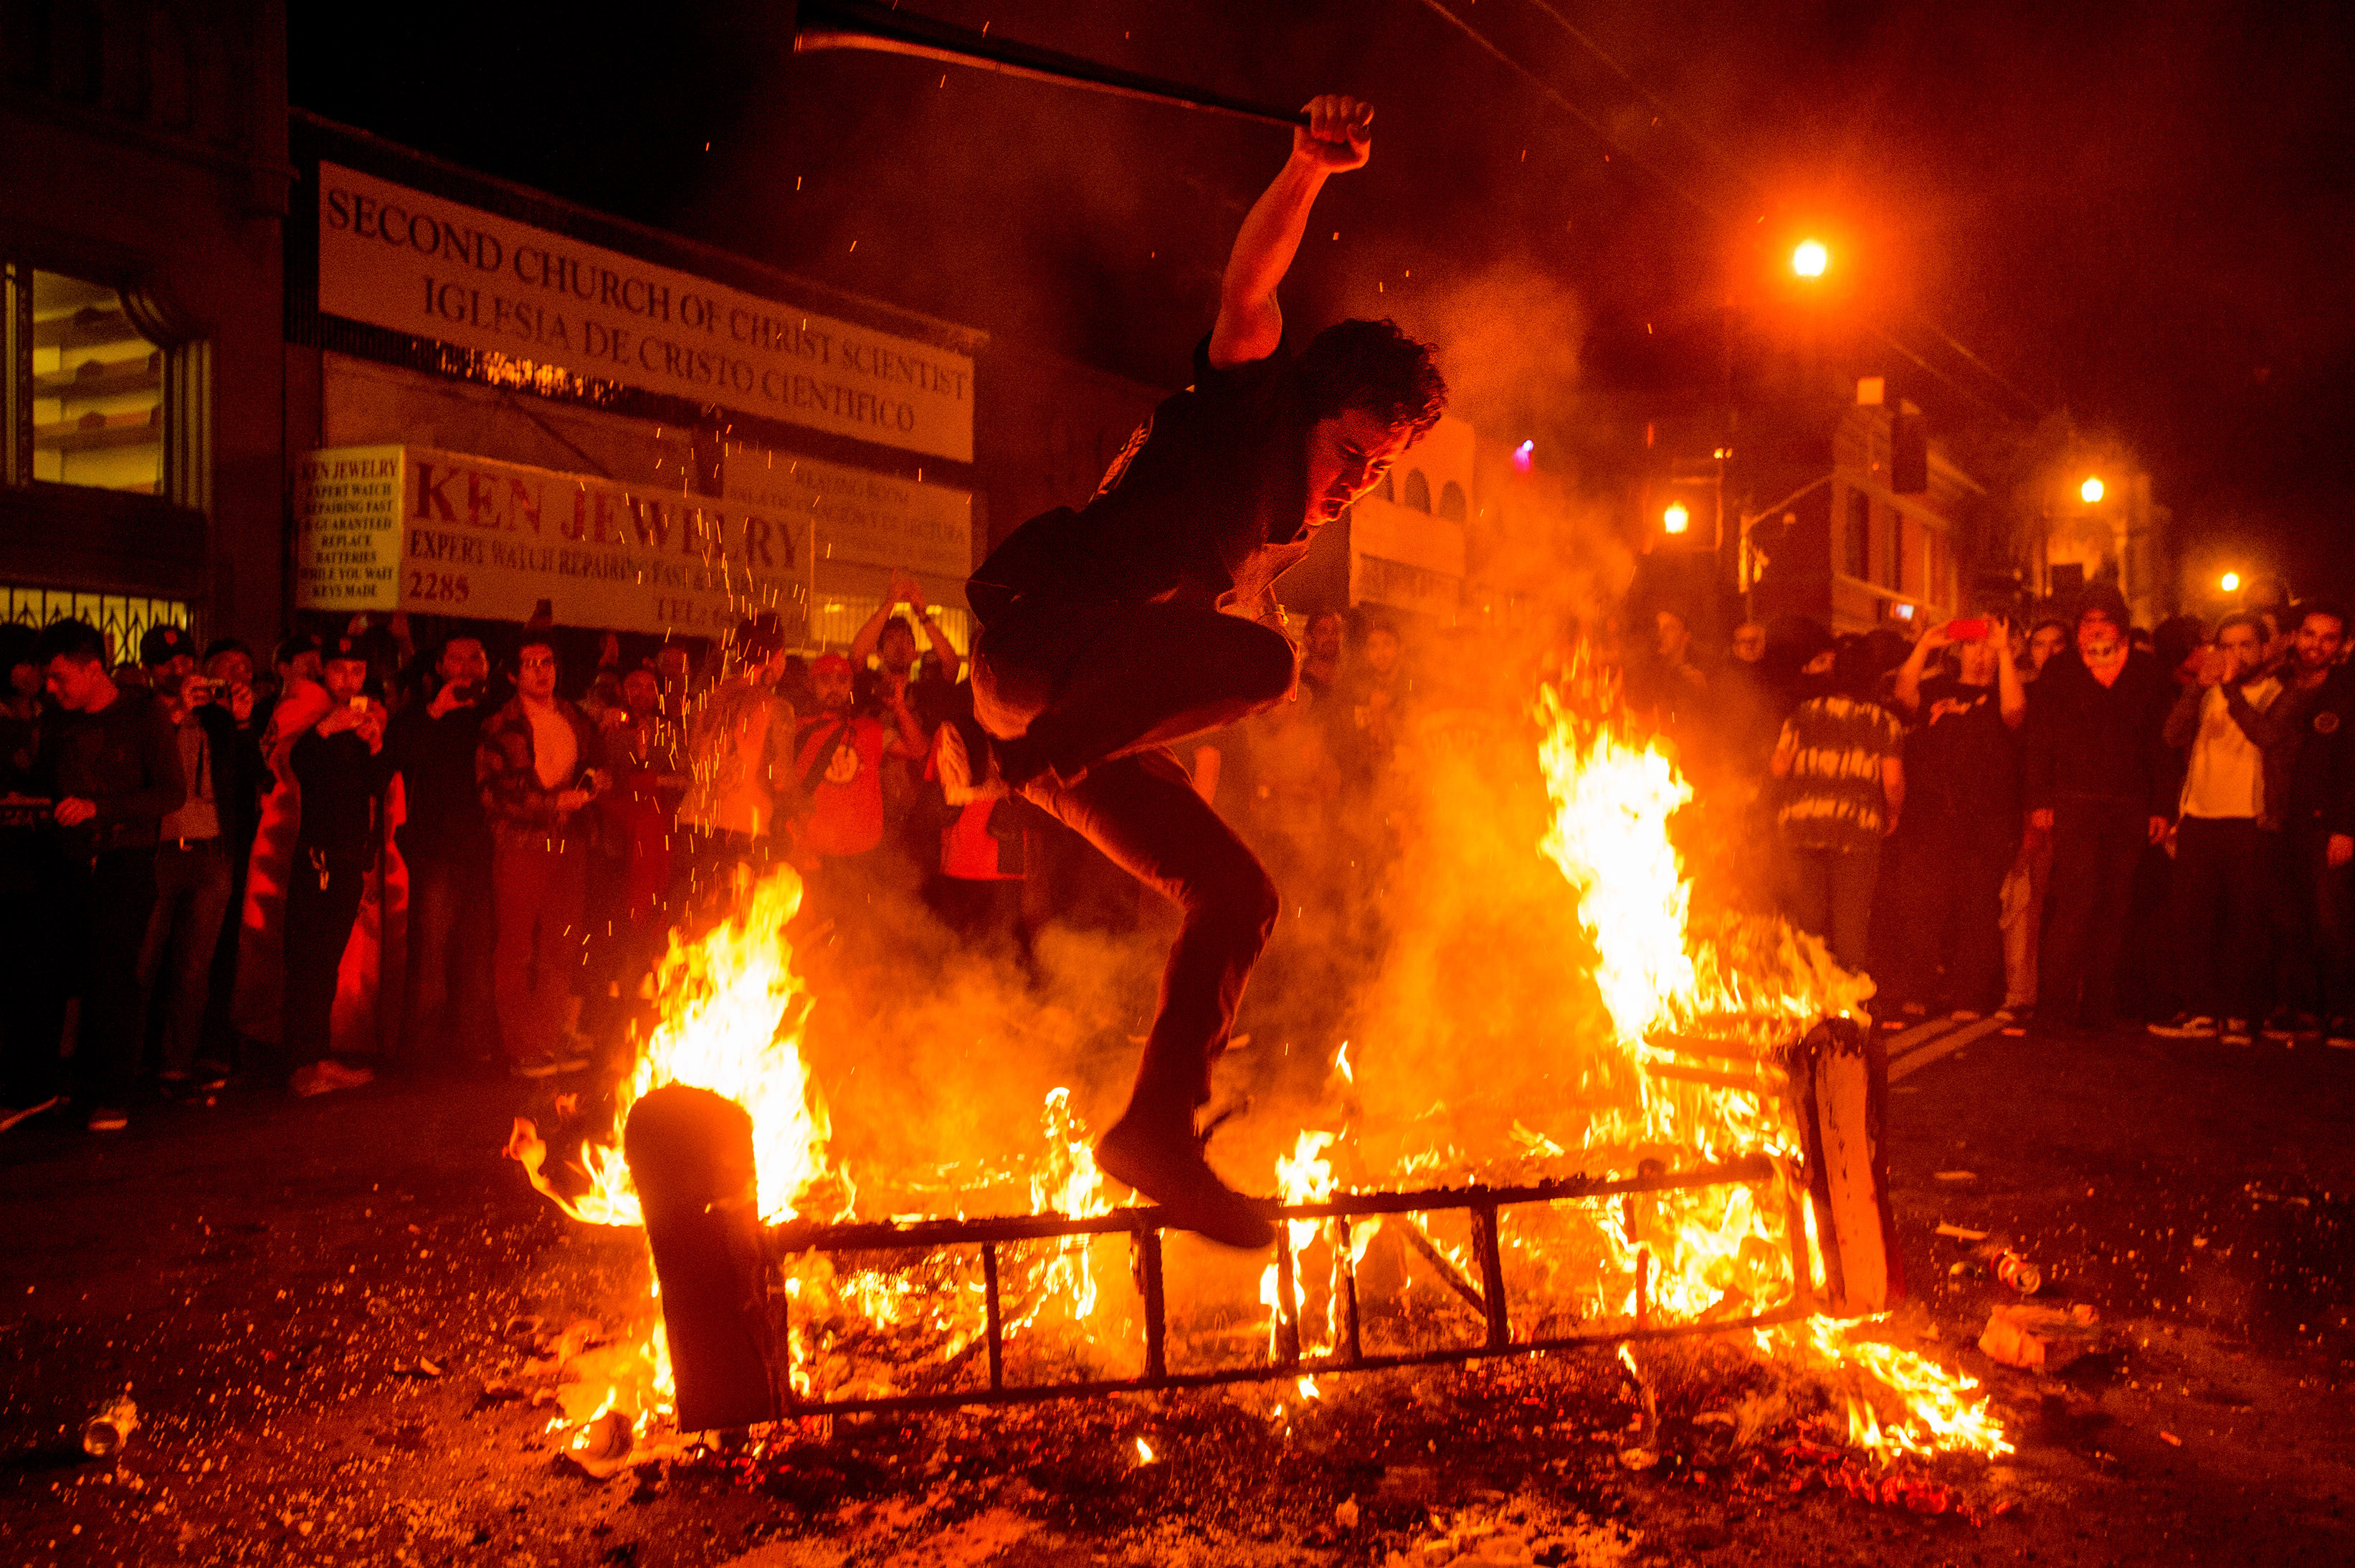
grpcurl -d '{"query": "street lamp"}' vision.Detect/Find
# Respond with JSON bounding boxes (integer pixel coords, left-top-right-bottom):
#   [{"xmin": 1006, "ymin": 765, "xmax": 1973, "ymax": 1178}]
[
  {"xmin": 1662, "ymin": 503, "xmax": 1691, "ymax": 535},
  {"xmin": 1792, "ymin": 239, "xmax": 1828, "ymax": 278},
  {"xmin": 2080, "ymin": 476, "xmax": 2105, "ymax": 504},
  {"xmin": 2220, "ymin": 570, "xmax": 2242, "ymax": 594}
]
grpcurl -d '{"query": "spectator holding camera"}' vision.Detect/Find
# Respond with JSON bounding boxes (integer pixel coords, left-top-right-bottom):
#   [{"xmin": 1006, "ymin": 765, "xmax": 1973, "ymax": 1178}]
[
  {"xmin": 1888, "ymin": 614, "xmax": 2026, "ymax": 1018},
  {"xmin": 139, "ymin": 626, "xmax": 261, "ymax": 1100},
  {"xmin": 386, "ymin": 634, "xmax": 496, "ymax": 1067},
  {"xmin": 283, "ymin": 637, "xmax": 390, "ymax": 1096},
  {"xmin": 2147, "ymin": 613, "xmax": 2281, "ymax": 1043}
]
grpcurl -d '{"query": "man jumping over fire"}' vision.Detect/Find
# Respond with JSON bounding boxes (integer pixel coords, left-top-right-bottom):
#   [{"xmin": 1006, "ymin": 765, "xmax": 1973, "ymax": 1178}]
[{"xmin": 948, "ymin": 95, "xmax": 1447, "ymax": 1249}]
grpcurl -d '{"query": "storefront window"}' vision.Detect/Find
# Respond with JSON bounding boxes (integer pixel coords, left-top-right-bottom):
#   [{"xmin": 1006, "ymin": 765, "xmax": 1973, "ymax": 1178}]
[{"xmin": 28, "ymin": 272, "xmax": 164, "ymax": 495}]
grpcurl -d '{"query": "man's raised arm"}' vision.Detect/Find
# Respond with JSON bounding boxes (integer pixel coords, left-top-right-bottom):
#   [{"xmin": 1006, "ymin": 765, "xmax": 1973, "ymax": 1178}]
[{"xmin": 1207, "ymin": 94, "xmax": 1374, "ymax": 370}]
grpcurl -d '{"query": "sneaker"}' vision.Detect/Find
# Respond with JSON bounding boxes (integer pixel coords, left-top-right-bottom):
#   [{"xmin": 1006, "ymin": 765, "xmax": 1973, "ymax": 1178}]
[
  {"xmin": 2262, "ymin": 1009, "xmax": 2320, "ymax": 1042},
  {"xmin": 2327, "ymin": 1018, "xmax": 2355, "ymax": 1050},
  {"xmin": 2147, "ymin": 1012, "xmax": 2219, "ymax": 1039},
  {"xmin": 1095, "ymin": 1113, "xmax": 1275, "ymax": 1251},
  {"xmin": 320, "ymin": 1060, "xmax": 375, "ymax": 1093},
  {"xmin": 85, "ymin": 1106, "xmax": 128, "ymax": 1132},
  {"xmin": 2220, "ymin": 1018, "xmax": 2255, "ymax": 1046},
  {"xmin": 291, "ymin": 1060, "xmax": 374, "ymax": 1097}
]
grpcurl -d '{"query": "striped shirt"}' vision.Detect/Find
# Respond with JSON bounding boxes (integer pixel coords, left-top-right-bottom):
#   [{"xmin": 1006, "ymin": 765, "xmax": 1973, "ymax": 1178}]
[{"xmin": 1777, "ymin": 695, "xmax": 1905, "ymax": 852}]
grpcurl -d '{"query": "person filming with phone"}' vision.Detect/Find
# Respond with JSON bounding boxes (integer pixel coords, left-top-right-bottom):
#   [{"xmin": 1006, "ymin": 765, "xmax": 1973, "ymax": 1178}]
[
  {"xmin": 284, "ymin": 635, "xmax": 391, "ymax": 1098},
  {"xmin": 386, "ymin": 635, "xmax": 498, "ymax": 1068},
  {"xmin": 1887, "ymin": 614, "xmax": 2027, "ymax": 1020}
]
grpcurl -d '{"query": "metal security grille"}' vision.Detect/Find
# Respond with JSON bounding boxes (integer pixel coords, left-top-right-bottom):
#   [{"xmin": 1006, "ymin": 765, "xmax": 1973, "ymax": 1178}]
[{"xmin": 2, "ymin": 584, "xmax": 197, "ymax": 663}]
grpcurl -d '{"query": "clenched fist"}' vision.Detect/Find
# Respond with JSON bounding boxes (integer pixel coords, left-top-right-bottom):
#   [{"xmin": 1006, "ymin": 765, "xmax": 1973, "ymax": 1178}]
[{"xmin": 1294, "ymin": 95, "xmax": 1373, "ymax": 173}]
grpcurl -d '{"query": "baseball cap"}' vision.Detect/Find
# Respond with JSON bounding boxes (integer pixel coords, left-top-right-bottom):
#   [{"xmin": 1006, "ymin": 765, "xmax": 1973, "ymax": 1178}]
[
  {"xmin": 140, "ymin": 624, "xmax": 194, "ymax": 667},
  {"xmin": 812, "ymin": 652, "xmax": 855, "ymax": 677}
]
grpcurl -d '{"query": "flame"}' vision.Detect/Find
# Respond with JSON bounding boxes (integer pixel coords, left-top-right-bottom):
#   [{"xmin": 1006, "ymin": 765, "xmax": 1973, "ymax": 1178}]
[
  {"xmin": 572, "ymin": 863, "xmax": 834, "ymax": 1228},
  {"xmin": 504, "ymin": 652, "xmax": 2001, "ymax": 1467},
  {"xmin": 1260, "ymin": 1131, "xmax": 1341, "ymax": 1359},
  {"xmin": 1532, "ymin": 660, "xmax": 2004, "ymax": 1459}
]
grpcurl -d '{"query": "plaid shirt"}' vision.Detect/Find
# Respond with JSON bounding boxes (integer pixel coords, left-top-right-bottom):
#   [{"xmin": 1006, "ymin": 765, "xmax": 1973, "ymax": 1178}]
[{"xmin": 475, "ymin": 695, "xmax": 601, "ymax": 847}]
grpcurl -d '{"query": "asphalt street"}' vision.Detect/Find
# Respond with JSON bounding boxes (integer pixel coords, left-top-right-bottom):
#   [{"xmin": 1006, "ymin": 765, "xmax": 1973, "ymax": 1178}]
[{"xmin": 2, "ymin": 1017, "xmax": 2350, "ymax": 1567}]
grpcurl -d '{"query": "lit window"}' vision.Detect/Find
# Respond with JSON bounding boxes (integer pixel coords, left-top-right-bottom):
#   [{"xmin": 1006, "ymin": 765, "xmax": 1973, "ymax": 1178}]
[{"xmin": 28, "ymin": 272, "xmax": 164, "ymax": 494}]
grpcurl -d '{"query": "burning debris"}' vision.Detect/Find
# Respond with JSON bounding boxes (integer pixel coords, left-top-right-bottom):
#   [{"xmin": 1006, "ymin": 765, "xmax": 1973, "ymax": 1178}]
[{"xmin": 504, "ymin": 660, "xmax": 2009, "ymax": 1483}]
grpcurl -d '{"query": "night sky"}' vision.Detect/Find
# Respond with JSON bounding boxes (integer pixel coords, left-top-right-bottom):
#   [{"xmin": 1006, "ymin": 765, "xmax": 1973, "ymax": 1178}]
[{"xmin": 290, "ymin": 0, "xmax": 2355, "ymax": 599}]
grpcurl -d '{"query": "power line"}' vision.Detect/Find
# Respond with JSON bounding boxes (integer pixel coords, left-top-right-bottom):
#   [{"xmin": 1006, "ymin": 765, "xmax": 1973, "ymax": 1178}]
[{"xmin": 1415, "ymin": 0, "xmax": 2044, "ymax": 421}]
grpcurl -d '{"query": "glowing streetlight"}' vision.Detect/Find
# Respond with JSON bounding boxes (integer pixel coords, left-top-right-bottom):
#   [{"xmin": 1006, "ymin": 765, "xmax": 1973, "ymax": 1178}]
[
  {"xmin": 2220, "ymin": 571, "xmax": 2242, "ymax": 594},
  {"xmin": 1662, "ymin": 503, "xmax": 1691, "ymax": 535},
  {"xmin": 2080, "ymin": 475, "xmax": 2105, "ymax": 504},
  {"xmin": 1792, "ymin": 239, "xmax": 1829, "ymax": 278}
]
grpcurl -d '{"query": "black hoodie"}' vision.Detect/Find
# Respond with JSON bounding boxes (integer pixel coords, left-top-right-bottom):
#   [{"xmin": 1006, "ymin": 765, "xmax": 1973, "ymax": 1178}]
[{"xmin": 2022, "ymin": 649, "xmax": 2175, "ymax": 816}]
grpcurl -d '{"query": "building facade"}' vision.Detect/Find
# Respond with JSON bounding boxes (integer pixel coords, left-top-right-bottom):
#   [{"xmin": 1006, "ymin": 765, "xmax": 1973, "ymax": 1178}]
[
  {"xmin": 286, "ymin": 115, "xmax": 988, "ymax": 659},
  {"xmin": 1, "ymin": 0, "xmax": 291, "ymax": 655}
]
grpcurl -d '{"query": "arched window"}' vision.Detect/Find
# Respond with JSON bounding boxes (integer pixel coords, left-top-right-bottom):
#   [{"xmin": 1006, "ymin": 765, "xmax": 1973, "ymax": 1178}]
[
  {"xmin": 1437, "ymin": 480, "xmax": 1467, "ymax": 523},
  {"xmin": 1374, "ymin": 471, "xmax": 1394, "ymax": 503},
  {"xmin": 1402, "ymin": 470, "xmax": 1431, "ymax": 513}
]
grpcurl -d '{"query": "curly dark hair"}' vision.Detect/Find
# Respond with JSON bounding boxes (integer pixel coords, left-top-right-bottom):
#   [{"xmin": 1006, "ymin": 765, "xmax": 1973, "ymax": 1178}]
[{"xmin": 1295, "ymin": 318, "xmax": 1447, "ymax": 439}]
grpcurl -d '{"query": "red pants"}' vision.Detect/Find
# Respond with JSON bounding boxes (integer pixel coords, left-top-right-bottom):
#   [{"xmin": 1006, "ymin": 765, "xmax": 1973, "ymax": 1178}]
[
  {"xmin": 973, "ymin": 602, "xmax": 1292, "ymax": 1118},
  {"xmin": 492, "ymin": 837, "xmax": 585, "ymax": 1060}
]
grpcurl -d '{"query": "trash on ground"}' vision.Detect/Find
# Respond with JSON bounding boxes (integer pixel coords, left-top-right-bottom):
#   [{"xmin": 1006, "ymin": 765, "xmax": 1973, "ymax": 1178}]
[
  {"xmin": 80, "ymin": 1397, "xmax": 139, "ymax": 1458},
  {"xmin": 1979, "ymin": 1304, "xmax": 2103, "ymax": 1372}
]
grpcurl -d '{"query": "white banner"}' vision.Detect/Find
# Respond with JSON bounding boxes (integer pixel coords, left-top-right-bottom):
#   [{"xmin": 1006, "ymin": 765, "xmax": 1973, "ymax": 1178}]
[
  {"xmin": 725, "ymin": 449, "xmax": 972, "ymax": 582},
  {"xmin": 295, "ymin": 445, "xmax": 809, "ymax": 638},
  {"xmin": 317, "ymin": 162, "xmax": 974, "ymax": 463}
]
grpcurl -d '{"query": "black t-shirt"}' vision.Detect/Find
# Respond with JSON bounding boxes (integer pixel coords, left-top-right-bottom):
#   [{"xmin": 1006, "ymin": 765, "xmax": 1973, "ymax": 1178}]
[
  {"xmin": 968, "ymin": 335, "xmax": 1313, "ymax": 623},
  {"xmin": 1907, "ymin": 673, "xmax": 2017, "ymax": 823}
]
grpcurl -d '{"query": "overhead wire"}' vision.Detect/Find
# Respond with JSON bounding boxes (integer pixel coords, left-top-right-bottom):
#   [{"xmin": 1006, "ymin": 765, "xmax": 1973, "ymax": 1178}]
[{"xmin": 1415, "ymin": 0, "xmax": 2043, "ymax": 420}]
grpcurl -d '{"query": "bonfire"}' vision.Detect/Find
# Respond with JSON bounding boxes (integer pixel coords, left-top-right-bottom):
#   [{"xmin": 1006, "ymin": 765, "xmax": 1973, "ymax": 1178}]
[{"xmin": 506, "ymin": 657, "xmax": 2007, "ymax": 1473}]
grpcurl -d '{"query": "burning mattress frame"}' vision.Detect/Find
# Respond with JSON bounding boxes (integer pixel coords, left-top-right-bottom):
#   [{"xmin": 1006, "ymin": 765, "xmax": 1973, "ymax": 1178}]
[{"xmin": 638, "ymin": 1018, "xmax": 1895, "ymax": 1433}]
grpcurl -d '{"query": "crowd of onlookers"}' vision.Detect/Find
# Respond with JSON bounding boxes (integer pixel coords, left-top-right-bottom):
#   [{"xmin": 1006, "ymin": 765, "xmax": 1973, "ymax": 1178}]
[
  {"xmin": 1630, "ymin": 581, "xmax": 2355, "ymax": 1048},
  {"xmin": 6, "ymin": 568, "xmax": 2345, "ymax": 1135},
  {"xmin": 0, "ymin": 572, "xmax": 1421, "ymax": 1134}
]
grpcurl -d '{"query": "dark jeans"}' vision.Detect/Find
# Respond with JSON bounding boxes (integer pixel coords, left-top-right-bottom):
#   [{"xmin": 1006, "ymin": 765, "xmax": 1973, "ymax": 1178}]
[
  {"xmin": 2275, "ymin": 824, "xmax": 2355, "ymax": 1020},
  {"xmin": 2171, "ymin": 815, "xmax": 2273, "ymax": 1022},
  {"xmin": 283, "ymin": 845, "xmax": 371, "ymax": 1068},
  {"xmin": 2040, "ymin": 794, "xmax": 2151, "ymax": 1026},
  {"xmin": 1783, "ymin": 840, "xmax": 1881, "ymax": 974},
  {"xmin": 974, "ymin": 601, "xmax": 1292, "ymax": 1118},
  {"xmin": 57, "ymin": 847, "xmax": 160, "ymax": 1106},
  {"xmin": 493, "ymin": 837, "xmax": 586, "ymax": 1061},
  {"xmin": 401, "ymin": 845, "xmax": 495, "ymax": 1065},
  {"xmin": 140, "ymin": 838, "xmax": 236, "ymax": 1075},
  {"xmin": 1893, "ymin": 813, "xmax": 2015, "ymax": 1012},
  {"xmin": 1, "ymin": 828, "xmax": 65, "ymax": 1107}
]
